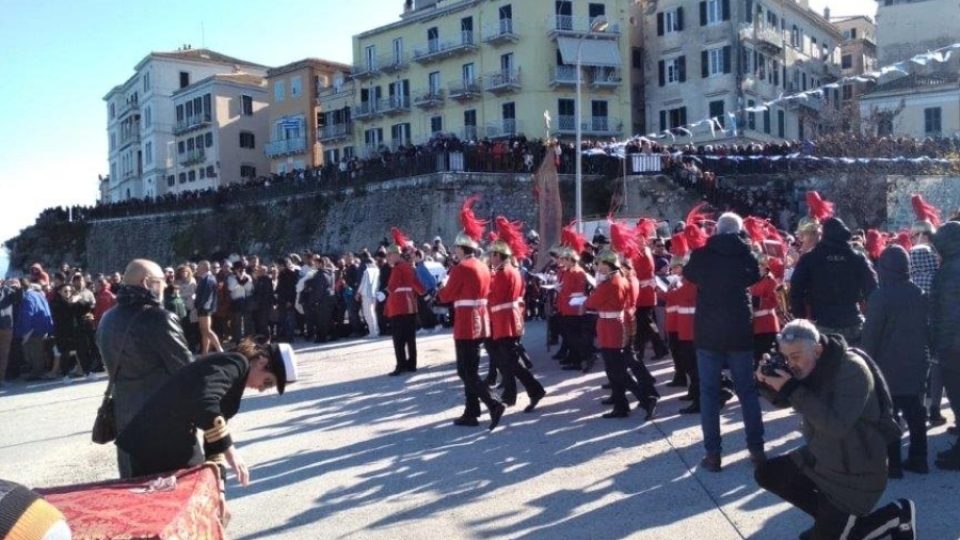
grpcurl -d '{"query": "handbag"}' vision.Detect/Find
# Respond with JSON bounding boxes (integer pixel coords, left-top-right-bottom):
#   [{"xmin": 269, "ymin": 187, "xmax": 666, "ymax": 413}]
[{"xmin": 91, "ymin": 308, "xmax": 141, "ymax": 444}]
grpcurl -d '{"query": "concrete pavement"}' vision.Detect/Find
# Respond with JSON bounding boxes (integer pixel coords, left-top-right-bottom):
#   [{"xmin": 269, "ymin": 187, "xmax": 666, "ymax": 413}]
[{"xmin": 0, "ymin": 321, "xmax": 957, "ymax": 539}]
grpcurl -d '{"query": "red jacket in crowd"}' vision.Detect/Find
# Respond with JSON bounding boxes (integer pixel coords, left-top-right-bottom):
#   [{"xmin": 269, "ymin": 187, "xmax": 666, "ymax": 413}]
[
  {"xmin": 584, "ymin": 271, "xmax": 631, "ymax": 350},
  {"xmin": 437, "ymin": 257, "xmax": 491, "ymax": 340},
  {"xmin": 557, "ymin": 265, "xmax": 588, "ymax": 316},
  {"xmin": 750, "ymin": 273, "xmax": 780, "ymax": 335},
  {"xmin": 663, "ymin": 280, "xmax": 697, "ymax": 342},
  {"xmin": 385, "ymin": 261, "xmax": 425, "ymax": 318},
  {"xmin": 632, "ymin": 248, "xmax": 658, "ymax": 308},
  {"xmin": 92, "ymin": 288, "xmax": 117, "ymax": 326},
  {"xmin": 488, "ymin": 263, "xmax": 525, "ymax": 340}
]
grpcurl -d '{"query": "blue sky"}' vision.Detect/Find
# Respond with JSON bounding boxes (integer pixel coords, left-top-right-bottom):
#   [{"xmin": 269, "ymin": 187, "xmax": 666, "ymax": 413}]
[{"xmin": 0, "ymin": 0, "xmax": 876, "ymax": 258}]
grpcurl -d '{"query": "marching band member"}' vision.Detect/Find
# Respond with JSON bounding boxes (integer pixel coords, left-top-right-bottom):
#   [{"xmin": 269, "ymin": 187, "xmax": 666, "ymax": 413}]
[{"xmin": 385, "ymin": 227, "xmax": 426, "ymax": 376}]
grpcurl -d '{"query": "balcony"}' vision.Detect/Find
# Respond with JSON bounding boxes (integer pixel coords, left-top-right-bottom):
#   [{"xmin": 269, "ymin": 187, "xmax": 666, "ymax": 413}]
[
  {"xmin": 448, "ymin": 79, "xmax": 483, "ymax": 101},
  {"xmin": 413, "ymin": 89, "xmax": 445, "ymax": 109},
  {"xmin": 590, "ymin": 67, "xmax": 622, "ymax": 89},
  {"xmin": 485, "ymin": 69, "xmax": 521, "ymax": 94},
  {"xmin": 788, "ymin": 94, "xmax": 824, "ymax": 113},
  {"xmin": 317, "ymin": 85, "xmax": 353, "ymax": 104},
  {"xmin": 350, "ymin": 61, "xmax": 380, "ymax": 80},
  {"xmin": 483, "ymin": 19, "xmax": 520, "ymax": 45},
  {"xmin": 180, "ymin": 149, "xmax": 206, "ymax": 166},
  {"xmin": 556, "ymin": 116, "xmax": 621, "ymax": 137},
  {"xmin": 353, "ymin": 101, "xmax": 382, "ymax": 121},
  {"xmin": 742, "ymin": 74, "xmax": 780, "ymax": 99},
  {"xmin": 379, "ymin": 53, "xmax": 409, "ymax": 74},
  {"xmin": 547, "ymin": 15, "xmax": 619, "ymax": 40},
  {"xmin": 413, "ymin": 32, "xmax": 479, "ymax": 64},
  {"xmin": 549, "ymin": 65, "xmax": 579, "ymax": 87},
  {"xmin": 118, "ymin": 130, "xmax": 141, "ymax": 148},
  {"xmin": 460, "ymin": 126, "xmax": 480, "ymax": 141},
  {"xmin": 264, "ymin": 138, "xmax": 307, "ymax": 158},
  {"xmin": 380, "ymin": 95, "xmax": 411, "ymax": 115},
  {"xmin": 318, "ymin": 123, "xmax": 353, "ymax": 143},
  {"xmin": 485, "ymin": 119, "xmax": 521, "ymax": 139},
  {"xmin": 739, "ymin": 24, "xmax": 783, "ymax": 54},
  {"xmin": 119, "ymin": 99, "xmax": 140, "ymax": 117},
  {"xmin": 174, "ymin": 114, "xmax": 212, "ymax": 135}
]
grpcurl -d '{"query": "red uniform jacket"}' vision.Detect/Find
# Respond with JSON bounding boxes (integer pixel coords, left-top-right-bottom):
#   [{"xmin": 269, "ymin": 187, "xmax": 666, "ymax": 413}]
[
  {"xmin": 437, "ymin": 257, "xmax": 491, "ymax": 340},
  {"xmin": 663, "ymin": 280, "xmax": 697, "ymax": 342},
  {"xmin": 385, "ymin": 261, "xmax": 425, "ymax": 318},
  {"xmin": 750, "ymin": 273, "xmax": 780, "ymax": 335},
  {"xmin": 557, "ymin": 265, "xmax": 588, "ymax": 316},
  {"xmin": 584, "ymin": 272, "xmax": 631, "ymax": 349},
  {"xmin": 632, "ymin": 248, "xmax": 658, "ymax": 308},
  {"xmin": 624, "ymin": 270, "xmax": 640, "ymax": 339},
  {"xmin": 488, "ymin": 264, "xmax": 525, "ymax": 340}
]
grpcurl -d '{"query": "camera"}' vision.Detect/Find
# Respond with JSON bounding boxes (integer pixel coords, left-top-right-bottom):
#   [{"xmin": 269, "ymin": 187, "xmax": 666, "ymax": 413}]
[{"xmin": 761, "ymin": 352, "xmax": 791, "ymax": 377}]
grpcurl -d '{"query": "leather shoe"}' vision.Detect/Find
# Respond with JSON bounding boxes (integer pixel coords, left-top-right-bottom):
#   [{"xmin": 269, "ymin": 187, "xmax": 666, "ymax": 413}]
[
  {"xmin": 929, "ymin": 415, "xmax": 948, "ymax": 427},
  {"xmin": 453, "ymin": 416, "xmax": 479, "ymax": 427},
  {"xmin": 749, "ymin": 449, "xmax": 767, "ymax": 467},
  {"xmin": 488, "ymin": 403, "xmax": 506, "ymax": 431},
  {"xmin": 601, "ymin": 383, "xmax": 611, "ymax": 390},
  {"xmin": 902, "ymin": 458, "xmax": 929, "ymax": 474},
  {"xmin": 700, "ymin": 454, "xmax": 722, "ymax": 473},
  {"xmin": 601, "ymin": 397, "xmax": 615, "ymax": 405},
  {"xmin": 388, "ymin": 369, "xmax": 404, "ymax": 377},
  {"xmin": 561, "ymin": 364, "xmax": 582, "ymax": 371},
  {"xmin": 679, "ymin": 403, "xmax": 700, "ymax": 414},
  {"xmin": 602, "ymin": 409, "xmax": 629, "ymax": 419},
  {"xmin": 524, "ymin": 391, "xmax": 545, "ymax": 413},
  {"xmin": 642, "ymin": 397, "xmax": 658, "ymax": 421},
  {"xmin": 483, "ymin": 376, "xmax": 497, "ymax": 387},
  {"xmin": 666, "ymin": 377, "xmax": 686, "ymax": 387},
  {"xmin": 888, "ymin": 467, "xmax": 904, "ymax": 479},
  {"xmin": 679, "ymin": 393, "xmax": 695, "ymax": 401}
]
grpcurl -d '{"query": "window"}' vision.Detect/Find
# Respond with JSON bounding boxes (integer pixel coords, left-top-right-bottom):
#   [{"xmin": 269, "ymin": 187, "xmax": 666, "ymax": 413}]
[
  {"xmin": 925, "ymin": 107, "xmax": 942, "ymax": 135},
  {"xmin": 558, "ymin": 98, "xmax": 575, "ymax": 118},
  {"xmin": 464, "ymin": 109, "xmax": 477, "ymax": 138},
  {"xmin": 461, "ymin": 16, "xmax": 474, "ymax": 42},
  {"xmin": 179, "ymin": 71, "xmax": 190, "ymax": 89},
  {"xmin": 842, "ymin": 85, "xmax": 853, "ymax": 100},
  {"xmin": 777, "ymin": 109, "xmax": 785, "ymax": 138},
  {"xmin": 763, "ymin": 109, "xmax": 771, "ymax": 134},
  {"xmin": 658, "ymin": 8, "xmax": 684, "ymax": 35},
  {"xmin": 365, "ymin": 45, "xmax": 376, "ymax": 70},
  {"xmin": 109, "ymin": 133, "xmax": 116, "ymax": 151},
  {"xmin": 178, "ymin": 141, "xmax": 185, "ymax": 154},
  {"xmin": 592, "ymin": 100, "xmax": 608, "ymax": 118},
  {"xmin": 199, "ymin": 167, "xmax": 205, "ymax": 179},
  {"xmin": 429, "ymin": 71, "xmax": 441, "ymax": 93},
  {"xmin": 143, "ymin": 72, "xmax": 150, "ymax": 92},
  {"xmin": 167, "ymin": 175, "xmax": 175, "ymax": 187},
  {"xmin": 427, "ymin": 28, "xmax": 439, "ymax": 52},
  {"xmin": 179, "ymin": 172, "xmax": 187, "ymax": 184},
  {"xmin": 176, "ymin": 104, "xmax": 184, "ymax": 123},
  {"xmin": 207, "ymin": 165, "xmax": 216, "ymax": 177},
  {"xmin": 798, "ymin": 117, "xmax": 804, "ymax": 140},
  {"xmin": 431, "ymin": 115, "xmax": 443, "ymax": 133},
  {"xmin": 187, "ymin": 138, "xmax": 194, "ymax": 152},
  {"xmin": 659, "ymin": 106, "xmax": 688, "ymax": 131},
  {"xmin": 709, "ymin": 100, "xmax": 725, "ymax": 127},
  {"xmin": 274, "ymin": 81, "xmax": 285, "ymax": 102},
  {"xmin": 205, "ymin": 132, "xmax": 213, "ymax": 148},
  {"xmin": 747, "ymin": 100, "xmax": 756, "ymax": 130},
  {"xmin": 503, "ymin": 102, "xmax": 516, "ymax": 120},
  {"xmin": 188, "ymin": 170, "xmax": 196, "ymax": 182},
  {"xmin": 145, "ymin": 142, "xmax": 153, "ymax": 165},
  {"xmin": 659, "ymin": 56, "xmax": 686, "ymax": 85},
  {"xmin": 462, "ymin": 63, "xmax": 475, "ymax": 83},
  {"xmin": 239, "ymin": 131, "xmax": 256, "ymax": 149},
  {"xmin": 291, "ymin": 76, "xmax": 302, "ymax": 97},
  {"xmin": 702, "ymin": 46, "xmax": 731, "ymax": 77},
  {"xmin": 144, "ymin": 106, "xmax": 152, "ymax": 128},
  {"xmin": 240, "ymin": 165, "xmax": 257, "ymax": 178},
  {"xmin": 700, "ymin": 0, "xmax": 728, "ymax": 26},
  {"xmin": 588, "ymin": 3, "xmax": 605, "ymax": 19},
  {"xmin": 109, "ymin": 103, "xmax": 115, "ymax": 119},
  {"xmin": 841, "ymin": 54, "xmax": 853, "ymax": 70},
  {"xmin": 241, "ymin": 95, "xmax": 254, "ymax": 116},
  {"xmin": 195, "ymin": 135, "xmax": 203, "ymax": 150},
  {"xmin": 632, "ymin": 47, "xmax": 643, "ymax": 70},
  {"xmin": 391, "ymin": 123, "xmax": 411, "ymax": 146},
  {"xmin": 392, "ymin": 38, "xmax": 404, "ymax": 64},
  {"xmin": 193, "ymin": 97, "xmax": 202, "ymax": 118},
  {"xmin": 110, "ymin": 162, "xmax": 117, "ymax": 180},
  {"xmin": 186, "ymin": 100, "xmax": 194, "ymax": 118}
]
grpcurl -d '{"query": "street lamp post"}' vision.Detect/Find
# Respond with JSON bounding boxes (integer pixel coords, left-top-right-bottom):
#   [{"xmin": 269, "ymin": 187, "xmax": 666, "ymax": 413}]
[{"xmin": 575, "ymin": 16, "xmax": 609, "ymax": 233}]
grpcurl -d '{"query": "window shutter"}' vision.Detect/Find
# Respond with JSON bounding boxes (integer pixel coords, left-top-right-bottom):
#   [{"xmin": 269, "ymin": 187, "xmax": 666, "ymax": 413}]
[
  {"xmin": 657, "ymin": 13, "xmax": 664, "ymax": 36},
  {"xmin": 677, "ymin": 7, "xmax": 684, "ymax": 30},
  {"xmin": 722, "ymin": 0, "xmax": 730, "ymax": 21},
  {"xmin": 680, "ymin": 107, "xmax": 687, "ymax": 126},
  {"xmin": 723, "ymin": 46, "xmax": 732, "ymax": 73},
  {"xmin": 660, "ymin": 110, "xmax": 667, "ymax": 132},
  {"xmin": 701, "ymin": 50, "xmax": 709, "ymax": 78},
  {"xmin": 678, "ymin": 56, "xmax": 687, "ymax": 82},
  {"xmin": 658, "ymin": 60, "xmax": 666, "ymax": 86},
  {"xmin": 700, "ymin": 2, "xmax": 707, "ymax": 26}
]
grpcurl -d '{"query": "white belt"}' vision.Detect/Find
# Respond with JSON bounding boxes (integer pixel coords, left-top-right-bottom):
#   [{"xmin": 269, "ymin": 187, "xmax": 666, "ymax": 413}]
[
  {"xmin": 490, "ymin": 300, "xmax": 522, "ymax": 313},
  {"xmin": 638, "ymin": 279, "xmax": 656, "ymax": 288},
  {"xmin": 454, "ymin": 299, "xmax": 488, "ymax": 308},
  {"xmin": 666, "ymin": 306, "xmax": 678, "ymax": 313},
  {"xmin": 569, "ymin": 293, "xmax": 586, "ymax": 298},
  {"xmin": 394, "ymin": 287, "xmax": 413, "ymax": 293},
  {"xmin": 598, "ymin": 310, "xmax": 624, "ymax": 319},
  {"xmin": 677, "ymin": 307, "xmax": 696, "ymax": 315},
  {"xmin": 754, "ymin": 309, "xmax": 775, "ymax": 317}
]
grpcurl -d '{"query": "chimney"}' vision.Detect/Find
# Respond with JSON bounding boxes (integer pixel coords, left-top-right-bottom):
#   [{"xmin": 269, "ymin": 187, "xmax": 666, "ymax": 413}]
[{"xmin": 824, "ymin": 7, "xmax": 831, "ymax": 20}]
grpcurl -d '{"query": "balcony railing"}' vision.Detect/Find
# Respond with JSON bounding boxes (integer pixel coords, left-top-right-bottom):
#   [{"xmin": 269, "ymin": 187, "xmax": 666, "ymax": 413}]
[
  {"xmin": 379, "ymin": 52, "xmax": 409, "ymax": 74},
  {"xmin": 483, "ymin": 19, "xmax": 520, "ymax": 45},
  {"xmin": 549, "ymin": 65, "xmax": 579, "ymax": 87},
  {"xmin": 485, "ymin": 69, "xmax": 522, "ymax": 94},
  {"xmin": 317, "ymin": 85, "xmax": 353, "ymax": 102},
  {"xmin": 448, "ymin": 79, "xmax": 483, "ymax": 100},
  {"xmin": 264, "ymin": 138, "xmax": 307, "ymax": 157},
  {"xmin": 414, "ymin": 89, "xmax": 445, "ymax": 109},
  {"xmin": 413, "ymin": 32, "xmax": 478, "ymax": 64},
  {"xmin": 547, "ymin": 15, "xmax": 620, "ymax": 39},
  {"xmin": 174, "ymin": 114, "xmax": 212, "ymax": 135},
  {"xmin": 590, "ymin": 67, "xmax": 622, "ymax": 88},
  {"xmin": 556, "ymin": 116, "xmax": 620, "ymax": 136},
  {"xmin": 180, "ymin": 149, "xmax": 206, "ymax": 166},
  {"xmin": 485, "ymin": 119, "xmax": 520, "ymax": 138},
  {"xmin": 120, "ymin": 99, "xmax": 140, "ymax": 117},
  {"xmin": 119, "ymin": 129, "xmax": 141, "ymax": 147},
  {"xmin": 353, "ymin": 101, "xmax": 382, "ymax": 120},
  {"xmin": 738, "ymin": 24, "xmax": 784, "ymax": 53},
  {"xmin": 742, "ymin": 74, "xmax": 780, "ymax": 99},
  {"xmin": 350, "ymin": 61, "xmax": 380, "ymax": 80},
  {"xmin": 461, "ymin": 126, "xmax": 480, "ymax": 141},
  {"xmin": 380, "ymin": 96, "xmax": 411, "ymax": 115},
  {"xmin": 318, "ymin": 123, "xmax": 353, "ymax": 142}
]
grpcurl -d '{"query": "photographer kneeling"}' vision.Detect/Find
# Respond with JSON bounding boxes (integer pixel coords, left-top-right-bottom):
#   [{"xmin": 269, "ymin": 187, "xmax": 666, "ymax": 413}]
[{"xmin": 754, "ymin": 320, "xmax": 916, "ymax": 540}]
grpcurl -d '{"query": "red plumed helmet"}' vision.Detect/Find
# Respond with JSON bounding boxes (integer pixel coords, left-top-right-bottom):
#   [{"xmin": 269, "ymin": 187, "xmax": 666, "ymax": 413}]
[
  {"xmin": 495, "ymin": 216, "xmax": 530, "ymax": 260},
  {"xmin": 487, "ymin": 231, "xmax": 499, "ymax": 244},
  {"xmin": 865, "ymin": 229, "xmax": 885, "ymax": 261},
  {"xmin": 911, "ymin": 194, "xmax": 942, "ymax": 228},
  {"xmin": 684, "ymin": 223, "xmax": 709, "ymax": 250},
  {"xmin": 456, "ymin": 194, "xmax": 488, "ymax": 248},
  {"xmin": 560, "ymin": 222, "xmax": 587, "ymax": 256},
  {"xmin": 635, "ymin": 218, "xmax": 658, "ymax": 242},
  {"xmin": 609, "ymin": 219, "xmax": 639, "ymax": 260},
  {"xmin": 686, "ymin": 202, "xmax": 713, "ymax": 228},
  {"xmin": 805, "ymin": 191, "xmax": 834, "ymax": 221},
  {"xmin": 894, "ymin": 230, "xmax": 913, "ymax": 251},
  {"xmin": 743, "ymin": 216, "xmax": 767, "ymax": 245},
  {"xmin": 391, "ymin": 227, "xmax": 411, "ymax": 249},
  {"xmin": 670, "ymin": 233, "xmax": 689, "ymax": 258}
]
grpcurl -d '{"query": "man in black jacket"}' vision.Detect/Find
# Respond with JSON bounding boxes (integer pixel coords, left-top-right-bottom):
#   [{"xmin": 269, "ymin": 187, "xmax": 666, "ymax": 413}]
[
  {"xmin": 96, "ymin": 259, "xmax": 194, "ymax": 478},
  {"xmin": 195, "ymin": 261, "xmax": 222, "ymax": 353},
  {"xmin": 931, "ymin": 221, "xmax": 960, "ymax": 469},
  {"xmin": 683, "ymin": 212, "xmax": 765, "ymax": 472},
  {"xmin": 276, "ymin": 257, "xmax": 300, "ymax": 342},
  {"xmin": 790, "ymin": 217, "xmax": 878, "ymax": 345}
]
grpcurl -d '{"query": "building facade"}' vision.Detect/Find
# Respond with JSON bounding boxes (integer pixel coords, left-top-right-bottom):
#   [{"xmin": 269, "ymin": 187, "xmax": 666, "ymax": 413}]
[
  {"xmin": 169, "ymin": 74, "xmax": 270, "ymax": 195},
  {"xmin": 265, "ymin": 59, "xmax": 352, "ymax": 174},
  {"xmin": 874, "ymin": 0, "xmax": 960, "ymax": 65},
  {"xmin": 103, "ymin": 48, "xmax": 268, "ymax": 202},
  {"xmin": 641, "ymin": 0, "xmax": 842, "ymax": 143},
  {"xmin": 321, "ymin": 0, "xmax": 639, "ymax": 160},
  {"xmin": 831, "ymin": 15, "xmax": 877, "ymax": 132}
]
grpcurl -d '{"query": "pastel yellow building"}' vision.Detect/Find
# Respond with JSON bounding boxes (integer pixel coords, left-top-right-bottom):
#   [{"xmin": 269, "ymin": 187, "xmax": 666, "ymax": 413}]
[{"xmin": 321, "ymin": 0, "xmax": 641, "ymax": 160}]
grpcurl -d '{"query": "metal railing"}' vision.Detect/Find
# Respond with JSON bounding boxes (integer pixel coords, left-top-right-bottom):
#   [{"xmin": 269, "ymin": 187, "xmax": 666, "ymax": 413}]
[
  {"xmin": 739, "ymin": 24, "xmax": 784, "ymax": 51},
  {"xmin": 414, "ymin": 89, "xmax": 445, "ymax": 108},
  {"xmin": 350, "ymin": 60, "xmax": 380, "ymax": 79},
  {"xmin": 547, "ymin": 15, "xmax": 619, "ymax": 37},
  {"xmin": 448, "ymin": 79, "xmax": 483, "ymax": 99},
  {"xmin": 180, "ymin": 149, "xmax": 206, "ymax": 165},
  {"xmin": 354, "ymin": 101, "xmax": 380, "ymax": 119},
  {"xmin": 380, "ymin": 95, "xmax": 411, "ymax": 114},
  {"xmin": 318, "ymin": 124, "xmax": 353, "ymax": 141},
  {"xmin": 550, "ymin": 65, "xmax": 579, "ymax": 85},
  {"xmin": 485, "ymin": 119, "xmax": 519, "ymax": 138},
  {"xmin": 264, "ymin": 138, "xmax": 307, "ymax": 157},
  {"xmin": 483, "ymin": 19, "xmax": 520, "ymax": 43},
  {"xmin": 556, "ymin": 116, "xmax": 617, "ymax": 134},
  {"xmin": 379, "ymin": 52, "xmax": 409, "ymax": 73},
  {"xmin": 591, "ymin": 67, "xmax": 622, "ymax": 86},
  {"xmin": 485, "ymin": 69, "xmax": 521, "ymax": 92},
  {"xmin": 174, "ymin": 114, "xmax": 212, "ymax": 135},
  {"xmin": 413, "ymin": 31, "xmax": 478, "ymax": 62}
]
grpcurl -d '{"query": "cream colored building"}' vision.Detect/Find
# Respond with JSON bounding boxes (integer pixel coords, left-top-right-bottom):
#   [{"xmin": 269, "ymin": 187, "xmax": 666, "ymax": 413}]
[
  {"xmin": 831, "ymin": 15, "xmax": 877, "ymax": 132},
  {"xmin": 641, "ymin": 0, "xmax": 842, "ymax": 143},
  {"xmin": 169, "ymin": 74, "xmax": 270, "ymax": 194},
  {"xmin": 266, "ymin": 58, "xmax": 352, "ymax": 173},
  {"xmin": 321, "ymin": 0, "xmax": 639, "ymax": 159},
  {"xmin": 103, "ymin": 48, "xmax": 268, "ymax": 202},
  {"xmin": 874, "ymin": 0, "xmax": 960, "ymax": 65}
]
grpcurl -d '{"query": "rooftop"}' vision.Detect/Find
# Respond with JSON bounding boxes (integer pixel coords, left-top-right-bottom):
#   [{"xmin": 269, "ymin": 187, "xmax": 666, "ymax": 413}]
[
  {"xmin": 267, "ymin": 57, "xmax": 352, "ymax": 78},
  {"xmin": 171, "ymin": 72, "xmax": 267, "ymax": 97}
]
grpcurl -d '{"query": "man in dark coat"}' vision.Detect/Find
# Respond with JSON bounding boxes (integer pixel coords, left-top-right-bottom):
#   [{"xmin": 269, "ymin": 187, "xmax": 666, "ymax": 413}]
[
  {"xmin": 683, "ymin": 212, "xmax": 765, "ymax": 472},
  {"xmin": 861, "ymin": 245, "xmax": 929, "ymax": 476},
  {"xmin": 276, "ymin": 257, "xmax": 300, "ymax": 342},
  {"xmin": 96, "ymin": 259, "xmax": 193, "ymax": 479},
  {"xmin": 931, "ymin": 221, "xmax": 960, "ymax": 469},
  {"xmin": 116, "ymin": 340, "xmax": 298, "ymax": 483},
  {"xmin": 790, "ymin": 217, "xmax": 878, "ymax": 345}
]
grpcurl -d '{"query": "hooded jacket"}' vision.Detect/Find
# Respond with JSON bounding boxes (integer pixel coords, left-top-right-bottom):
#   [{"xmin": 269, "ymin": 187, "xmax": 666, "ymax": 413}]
[
  {"xmin": 789, "ymin": 218, "xmax": 878, "ymax": 328},
  {"xmin": 13, "ymin": 287, "xmax": 53, "ymax": 338},
  {"xmin": 931, "ymin": 221, "xmax": 960, "ymax": 359},
  {"xmin": 683, "ymin": 232, "xmax": 760, "ymax": 351},
  {"xmin": 861, "ymin": 246, "xmax": 929, "ymax": 396}
]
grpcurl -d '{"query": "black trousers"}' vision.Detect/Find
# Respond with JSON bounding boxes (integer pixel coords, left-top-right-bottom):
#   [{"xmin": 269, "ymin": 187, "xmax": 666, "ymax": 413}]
[
  {"xmin": 560, "ymin": 315, "xmax": 592, "ymax": 366},
  {"xmin": 417, "ymin": 296, "xmax": 437, "ymax": 329},
  {"xmin": 888, "ymin": 394, "xmax": 927, "ymax": 468},
  {"xmin": 755, "ymin": 456, "xmax": 903, "ymax": 540},
  {"xmin": 455, "ymin": 339, "xmax": 502, "ymax": 418},
  {"xmin": 314, "ymin": 297, "xmax": 336, "ymax": 341},
  {"xmin": 625, "ymin": 344, "xmax": 660, "ymax": 399},
  {"xmin": 601, "ymin": 348, "xmax": 643, "ymax": 412},
  {"xmin": 940, "ymin": 361, "xmax": 960, "ymax": 425},
  {"xmin": 390, "ymin": 314, "xmax": 418, "ymax": 370},
  {"xmin": 635, "ymin": 307, "xmax": 668, "ymax": 358},
  {"xmin": 677, "ymin": 340, "xmax": 699, "ymax": 399},
  {"xmin": 490, "ymin": 338, "xmax": 544, "ymax": 405},
  {"xmin": 668, "ymin": 332, "xmax": 687, "ymax": 382}
]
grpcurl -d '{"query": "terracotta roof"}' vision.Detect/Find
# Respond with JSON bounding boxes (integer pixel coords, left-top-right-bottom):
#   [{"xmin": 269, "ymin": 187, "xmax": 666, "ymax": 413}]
[
  {"xmin": 146, "ymin": 48, "xmax": 269, "ymax": 69},
  {"xmin": 171, "ymin": 72, "xmax": 266, "ymax": 97},
  {"xmin": 267, "ymin": 57, "xmax": 352, "ymax": 78},
  {"xmin": 864, "ymin": 72, "xmax": 960, "ymax": 96}
]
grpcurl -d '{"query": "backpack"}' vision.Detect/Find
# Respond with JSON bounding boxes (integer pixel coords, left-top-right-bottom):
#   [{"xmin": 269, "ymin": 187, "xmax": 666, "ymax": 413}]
[{"xmin": 848, "ymin": 347, "xmax": 905, "ymax": 445}]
